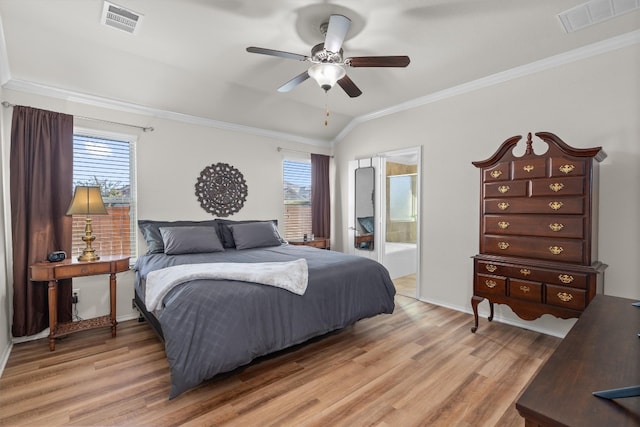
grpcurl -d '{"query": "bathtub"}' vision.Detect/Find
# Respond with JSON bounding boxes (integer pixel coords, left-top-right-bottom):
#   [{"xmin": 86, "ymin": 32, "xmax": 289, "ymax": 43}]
[{"xmin": 383, "ymin": 242, "xmax": 417, "ymax": 279}]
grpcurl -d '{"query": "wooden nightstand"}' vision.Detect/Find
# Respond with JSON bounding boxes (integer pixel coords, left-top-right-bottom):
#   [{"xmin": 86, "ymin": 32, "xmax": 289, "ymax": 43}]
[
  {"xmin": 30, "ymin": 256, "xmax": 130, "ymax": 351},
  {"xmin": 288, "ymin": 237, "xmax": 330, "ymax": 250}
]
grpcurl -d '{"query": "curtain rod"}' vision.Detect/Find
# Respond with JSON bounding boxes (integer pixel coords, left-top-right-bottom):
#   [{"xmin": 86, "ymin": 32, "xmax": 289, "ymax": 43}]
[
  {"xmin": 277, "ymin": 147, "xmax": 333, "ymax": 158},
  {"xmin": 1, "ymin": 101, "xmax": 154, "ymax": 132}
]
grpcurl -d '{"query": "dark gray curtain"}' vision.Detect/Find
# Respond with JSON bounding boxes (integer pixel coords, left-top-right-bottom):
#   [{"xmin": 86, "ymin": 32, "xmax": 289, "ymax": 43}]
[
  {"xmin": 10, "ymin": 105, "xmax": 74, "ymax": 337},
  {"xmin": 311, "ymin": 153, "xmax": 330, "ymax": 239}
]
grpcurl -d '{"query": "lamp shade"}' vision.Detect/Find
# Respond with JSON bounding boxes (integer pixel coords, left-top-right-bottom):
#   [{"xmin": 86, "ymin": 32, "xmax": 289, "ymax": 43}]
[
  {"xmin": 66, "ymin": 186, "xmax": 108, "ymax": 216},
  {"xmin": 308, "ymin": 63, "xmax": 346, "ymax": 91}
]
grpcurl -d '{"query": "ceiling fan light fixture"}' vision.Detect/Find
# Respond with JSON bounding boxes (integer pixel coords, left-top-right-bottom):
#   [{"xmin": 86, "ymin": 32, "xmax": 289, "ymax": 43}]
[{"xmin": 308, "ymin": 63, "xmax": 346, "ymax": 91}]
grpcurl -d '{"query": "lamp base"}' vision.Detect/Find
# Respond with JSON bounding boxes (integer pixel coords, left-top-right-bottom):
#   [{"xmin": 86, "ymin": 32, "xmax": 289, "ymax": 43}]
[
  {"xmin": 78, "ymin": 216, "xmax": 100, "ymax": 262},
  {"xmin": 78, "ymin": 248, "xmax": 100, "ymax": 262}
]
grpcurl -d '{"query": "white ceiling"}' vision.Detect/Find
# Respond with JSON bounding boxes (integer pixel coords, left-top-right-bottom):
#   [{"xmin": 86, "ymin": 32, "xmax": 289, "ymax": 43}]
[{"xmin": 0, "ymin": 0, "xmax": 638, "ymax": 145}]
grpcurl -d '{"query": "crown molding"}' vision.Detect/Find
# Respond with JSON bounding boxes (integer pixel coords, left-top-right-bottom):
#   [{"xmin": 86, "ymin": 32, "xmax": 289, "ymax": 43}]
[
  {"xmin": 1, "ymin": 79, "xmax": 330, "ymax": 148},
  {"xmin": 331, "ymin": 29, "xmax": 640, "ymax": 145},
  {"xmin": 1, "ymin": 27, "xmax": 637, "ymax": 148}
]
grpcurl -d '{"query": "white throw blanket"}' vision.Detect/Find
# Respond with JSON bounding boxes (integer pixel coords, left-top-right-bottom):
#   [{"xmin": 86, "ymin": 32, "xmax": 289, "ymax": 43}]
[{"xmin": 145, "ymin": 259, "xmax": 309, "ymax": 312}]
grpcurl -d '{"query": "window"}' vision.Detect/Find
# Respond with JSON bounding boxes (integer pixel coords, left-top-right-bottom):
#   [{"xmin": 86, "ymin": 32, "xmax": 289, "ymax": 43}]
[
  {"xmin": 283, "ymin": 159, "xmax": 312, "ymax": 240},
  {"xmin": 71, "ymin": 130, "xmax": 137, "ymax": 259},
  {"xmin": 388, "ymin": 174, "xmax": 417, "ymax": 222}
]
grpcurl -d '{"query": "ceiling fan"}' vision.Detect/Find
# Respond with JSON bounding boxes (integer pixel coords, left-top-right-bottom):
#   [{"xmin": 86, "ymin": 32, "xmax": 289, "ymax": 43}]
[{"xmin": 246, "ymin": 14, "xmax": 410, "ymax": 98}]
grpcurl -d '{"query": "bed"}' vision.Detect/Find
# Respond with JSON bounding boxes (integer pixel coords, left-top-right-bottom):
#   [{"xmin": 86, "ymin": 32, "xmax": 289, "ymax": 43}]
[{"xmin": 133, "ymin": 219, "xmax": 396, "ymax": 398}]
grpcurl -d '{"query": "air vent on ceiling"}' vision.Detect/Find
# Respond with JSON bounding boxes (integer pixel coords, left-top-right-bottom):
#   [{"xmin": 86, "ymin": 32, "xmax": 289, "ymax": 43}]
[
  {"xmin": 558, "ymin": 0, "xmax": 639, "ymax": 33},
  {"xmin": 101, "ymin": 1, "xmax": 143, "ymax": 35}
]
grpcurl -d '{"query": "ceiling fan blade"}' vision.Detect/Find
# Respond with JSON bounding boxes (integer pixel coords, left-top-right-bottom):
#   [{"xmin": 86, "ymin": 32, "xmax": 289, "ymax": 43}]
[
  {"xmin": 347, "ymin": 56, "xmax": 411, "ymax": 68},
  {"xmin": 324, "ymin": 14, "xmax": 351, "ymax": 53},
  {"xmin": 246, "ymin": 46, "xmax": 308, "ymax": 61},
  {"xmin": 337, "ymin": 74, "xmax": 362, "ymax": 98},
  {"xmin": 277, "ymin": 71, "xmax": 310, "ymax": 92}
]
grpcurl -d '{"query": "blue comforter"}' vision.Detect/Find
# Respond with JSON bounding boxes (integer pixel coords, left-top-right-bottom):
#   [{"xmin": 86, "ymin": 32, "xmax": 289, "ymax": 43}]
[{"xmin": 134, "ymin": 245, "xmax": 395, "ymax": 398}]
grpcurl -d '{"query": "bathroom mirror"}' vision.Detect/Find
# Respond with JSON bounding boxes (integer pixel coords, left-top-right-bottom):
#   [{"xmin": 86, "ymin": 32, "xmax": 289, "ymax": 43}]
[{"xmin": 354, "ymin": 166, "xmax": 375, "ymax": 250}]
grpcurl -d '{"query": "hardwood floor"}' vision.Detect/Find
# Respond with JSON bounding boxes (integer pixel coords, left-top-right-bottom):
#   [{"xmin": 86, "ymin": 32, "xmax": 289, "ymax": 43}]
[
  {"xmin": 394, "ymin": 274, "xmax": 416, "ymax": 298},
  {"xmin": 0, "ymin": 296, "xmax": 560, "ymax": 426}
]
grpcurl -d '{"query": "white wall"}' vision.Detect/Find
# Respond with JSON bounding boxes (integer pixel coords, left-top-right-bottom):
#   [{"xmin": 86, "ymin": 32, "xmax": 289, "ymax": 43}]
[
  {"xmin": 0, "ymin": 89, "xmax": 331, "ymax": 336},
  {"xmin": 0, "ymin": 83, "xmax": 11, "ymax": 372},
  {"xmin": 333, "ymin": 44, "xmax": 640, "ymax": 337}
]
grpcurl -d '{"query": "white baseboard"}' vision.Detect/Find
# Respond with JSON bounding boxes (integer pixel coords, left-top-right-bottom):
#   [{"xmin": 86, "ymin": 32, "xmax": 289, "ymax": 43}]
[
  {"xmin": 419, "ymin": 296, "xmax": 571, "ymax": 338},
  {"xmin": 117, "ymin": 313, "xmax": 140, "ymax": 323},
  {"xmin": 0, "ymin": 340, "xmax": 12, "ymax": 379},
  {"xmin": 11, "ymin": 328, "xmax": 49, "ymax": 344}
]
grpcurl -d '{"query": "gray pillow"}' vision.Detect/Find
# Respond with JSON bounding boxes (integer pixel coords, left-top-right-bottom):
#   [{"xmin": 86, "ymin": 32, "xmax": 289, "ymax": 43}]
[
  {"xmin": 215, "ymin": 219, "xmax": 285, "ymax": 248},
  {"xmin": 159, "ymin": 226, "xmax": 225, "ymax": 255},
  {"xmin": 138, "ymin": 219, "xmax": 219, "ymax": 253},
  {"xmin": 229, "ymin": 222, "xmax": 284, "ymax": 250}
]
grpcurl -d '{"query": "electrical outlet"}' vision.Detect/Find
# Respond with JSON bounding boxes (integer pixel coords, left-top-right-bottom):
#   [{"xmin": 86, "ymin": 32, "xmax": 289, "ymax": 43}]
[{"xmin": 72, "ymin": 288, "xmax": 80, "ymax": 304}]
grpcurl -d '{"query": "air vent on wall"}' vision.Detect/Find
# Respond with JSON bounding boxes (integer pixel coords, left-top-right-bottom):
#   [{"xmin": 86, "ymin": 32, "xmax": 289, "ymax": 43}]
[
  {"xmin": 101, "ymin": 1, "xmax": 143, "ymax": 34},
  {"xmin": 558, "ymin": 0, "xmax": 640, "ymax": 33}
]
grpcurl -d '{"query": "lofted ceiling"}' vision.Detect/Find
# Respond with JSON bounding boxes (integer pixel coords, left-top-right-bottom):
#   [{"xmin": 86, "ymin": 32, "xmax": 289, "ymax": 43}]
[{"xmin": 0, "ymin": 0, "xmax": 638, "ymax": 145}]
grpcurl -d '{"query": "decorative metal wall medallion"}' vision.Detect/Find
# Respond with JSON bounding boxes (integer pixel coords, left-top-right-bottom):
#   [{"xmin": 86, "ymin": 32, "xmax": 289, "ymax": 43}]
[{"xmin": 195, "ymin": 162, "xmax": 248, "ymax": 217}]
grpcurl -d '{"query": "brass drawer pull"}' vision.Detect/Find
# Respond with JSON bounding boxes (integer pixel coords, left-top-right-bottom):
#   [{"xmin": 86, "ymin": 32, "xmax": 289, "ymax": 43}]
[
  {"xmin": 490, "ymin": 170, "xmax": 502, "ymax": 179},
  {"xmin": 485, "ymin": 280, "xmax": 497, "ymax": 289},
  {"xmin": 498, "ymin": 185, "xmax": 510, "ymax": 194},
  {"xmin": 549, "ymin": 246, "xmax": 564, "ymax": 255},
  {"xmin": 523, "ymin": 165, "xmax": 534, "ymax": 172},
  {"xmin": 549, "ymin": 201, "xmax": 564, "ymax": 210},
  {"xmin": 520, "ymin": 285, "xmax": 530, "ymax": 293},
  {"xmin": 498, "ymin": 202, "xmax": 510, "ymax": 210},
  {"xmin": 549, "ymin": 223, "xmax": 564, "ymax": 232},
  {"xmin": 557, "ymin": 292, "xmax": 573, "ymax": 302},
  {"xmin": 520, "ymin": 269, "xmax": 531, "ymax": 276},
  {"xmin": 558, "ymin": 274, "xmax": 574, "ymax": 284},
  {"xmin": 498, "ymin": 221, "xmax": 510, "ymax": 229},
  {"xmin": 497, "ymin": 242, "xmax": 510, "ymax": 250},
  {"xmin": 485, "ymin": 264, "xmax": 497, "ymax": 272},
  {"xmin": 559, "ymin": 164, "xmax": 575, "ymax": 174},
  {"xmin": 549, "ymin": 183, "xmax": 564, "ymax": 192}
]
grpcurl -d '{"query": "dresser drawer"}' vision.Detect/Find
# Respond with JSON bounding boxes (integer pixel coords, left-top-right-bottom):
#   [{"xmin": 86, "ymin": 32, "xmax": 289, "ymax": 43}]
[
  {"xmin": 54, "ymin": 262, "xmax": 113, "ymax": 279},
  {"xmin": 483, "ymin": 215, "xmax": 584, "ymax": 238},
  {"xmin": 483, "ymin": 235, "xmax": 584, "ymax": 263},
  {"xmin": 483, "ymin": 162, "xmax": 510, "ymax": 182},
  {"xmin": 512, "ymin": 158, "xmax": 547, "ymax": 179},
  {"xmin": 484, "ymin": 197, "xmax": 584, "ymax": 215},
  {"xmin": 476, "ymin": 260, "xmax": 588, "ymax": 289},
  {"xmin": 509, "ymin": 279, "xmax": 542, "ymax": 303},
  {"xmin": 549, "ymin": 157, "xmax": 585, "ymax": 177},
  {"xmin": 530, "ymin": 177, "xmax": 584, "ymax": 197},
  {"xmin": 484, "ymin": 181, "xmax": 528, "ymax": 198},
  {"xmin": 546, "ymin": 284, "xmax": 586, "ymax": 310},
  {"xmin": 475, "ymin": 274, "xmax": 506, "ymax": 297}
]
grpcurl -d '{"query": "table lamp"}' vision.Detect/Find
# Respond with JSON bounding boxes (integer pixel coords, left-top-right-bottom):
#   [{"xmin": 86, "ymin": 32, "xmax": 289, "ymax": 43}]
[{"xmin": 66, "ymin": 186, "xmax": 108, "ymax": 261}]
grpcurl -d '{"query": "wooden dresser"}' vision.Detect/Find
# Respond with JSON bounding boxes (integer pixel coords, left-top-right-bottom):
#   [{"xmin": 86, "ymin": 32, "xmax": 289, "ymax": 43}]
[
  {"xmin": 516, "ymin": 295, "xmax": 640, "ymax": 426},
  {"xmin": 471, "ymin": 132, "xmax": 607, "ymax": 332}
]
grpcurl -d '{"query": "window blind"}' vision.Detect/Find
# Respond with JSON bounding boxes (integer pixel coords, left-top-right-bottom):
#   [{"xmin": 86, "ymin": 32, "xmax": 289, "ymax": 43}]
[
  {"xmin": 71, "ymin": 134, "xmax": 136, "ymax": 259},
  {"xmin": 283, "ymin": 160, "xmax": 312, "ymax": 240}
]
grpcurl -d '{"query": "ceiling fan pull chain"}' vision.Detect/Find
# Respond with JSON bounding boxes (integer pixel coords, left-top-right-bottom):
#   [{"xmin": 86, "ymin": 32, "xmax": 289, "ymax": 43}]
[{"xmin": 324, "ymin": 92, "xmax": 330, "ymax": 126}]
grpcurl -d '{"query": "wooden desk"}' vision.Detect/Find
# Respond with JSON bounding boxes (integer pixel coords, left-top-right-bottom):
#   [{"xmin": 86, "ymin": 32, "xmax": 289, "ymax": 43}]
[
  {"xmin": 516, "ymin": 294, "xmax": 640, "ymax": 426},
  {"xmin": 30, "ymin": 256, "xmax": 130, "ymax": 351},
  {"xmin": 288, "ymin": 237, "xmax": 330, "ymax": 250}
]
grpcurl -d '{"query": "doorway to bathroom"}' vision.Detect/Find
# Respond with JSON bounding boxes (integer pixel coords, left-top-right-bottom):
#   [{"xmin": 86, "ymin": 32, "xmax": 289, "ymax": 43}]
[
  {"xmin": 348, "ymin": 146, "xmax": 421, "ymax": 299},
  {"xmin": 381, "ymin": 147, "xmax": 420, "ymax": 298}
]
